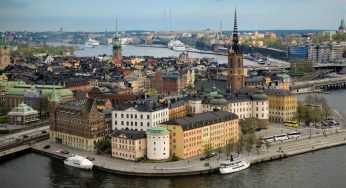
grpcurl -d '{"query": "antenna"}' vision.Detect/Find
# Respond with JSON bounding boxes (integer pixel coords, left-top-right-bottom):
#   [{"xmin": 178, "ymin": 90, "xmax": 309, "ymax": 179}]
[
  {"xmin": 169, "ymin": 8, "xmax": 172, "ymax": 32},
  {"xmin": 164, "ymin": 8, "xmax": 166, "ymax": 32}
]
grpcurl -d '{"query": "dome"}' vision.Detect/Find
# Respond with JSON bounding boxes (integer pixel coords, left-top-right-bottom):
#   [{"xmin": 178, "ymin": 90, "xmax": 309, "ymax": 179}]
[
  {"xmin": 252, "ymin": 89, "xmax": 268, "ymax": 100},
  {"xmin": 210, "ymin": 94, "xmax": 228, "ymax": 105}
]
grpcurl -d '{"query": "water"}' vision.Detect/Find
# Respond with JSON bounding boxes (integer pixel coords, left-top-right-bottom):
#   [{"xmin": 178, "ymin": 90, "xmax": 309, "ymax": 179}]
[
  {"xmin": 1, "ymin": 145, "xmax": 346, "ymax": 188},
  {"xmin": 298, "ymin": 90, "xmax": 346, "ymax": 118},
  {"xmin": 48, "ymin": 42, "xmax": 259, "ymax": 65}
]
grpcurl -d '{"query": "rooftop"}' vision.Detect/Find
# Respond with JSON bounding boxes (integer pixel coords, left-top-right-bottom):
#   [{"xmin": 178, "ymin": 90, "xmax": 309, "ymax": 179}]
[
  {"xmin": 112, "ymin": 129, "xmax": 146, "ymax": 140},
  {"xmin": 146, "ymin": 126, "xmax": 169, "ymax": 135},
  {"xmin": 162, "ymin": 110, "xmax": 238, "ymax": 131}
]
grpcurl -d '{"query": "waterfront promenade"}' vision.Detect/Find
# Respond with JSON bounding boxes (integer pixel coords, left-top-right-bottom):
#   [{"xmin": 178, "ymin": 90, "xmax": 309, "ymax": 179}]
[{"xmin": 32, "ymin": 129, "xmax": 346, "ymax": 177}]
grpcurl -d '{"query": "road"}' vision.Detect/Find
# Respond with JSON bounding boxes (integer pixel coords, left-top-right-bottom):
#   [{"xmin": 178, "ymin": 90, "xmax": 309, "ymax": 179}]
[{"xmin": 0, "ymin": 125, "xmax": 49, "ymax": 144}]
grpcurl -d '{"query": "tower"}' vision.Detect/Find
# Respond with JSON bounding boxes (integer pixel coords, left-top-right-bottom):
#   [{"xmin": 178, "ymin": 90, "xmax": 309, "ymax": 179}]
[
  {"xmin": 227, "ymin": 9, "xmax": 245, "ymax": 93},
  {"xmin": 112, "ymin": 16, "xmax": 122, "ymax": 66},
  {"xmin": 49, "ymin": 85, "xmax": 61, "ymax": 143},
  {"xmin": 0, "ymin": 33, "xmax": 10, "ymax": 70}
]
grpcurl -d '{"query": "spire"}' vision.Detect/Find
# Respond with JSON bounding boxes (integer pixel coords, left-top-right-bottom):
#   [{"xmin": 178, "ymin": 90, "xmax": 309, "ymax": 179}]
[
  {"xmin": 232, "ymin": 8, "xmax": 240, "ymax": 54},
  {"xmin": 50, "ymin": 84, "xmax": 61, "ymax": 102},
  {"xmin": 116, "ymin": 15, "xmax": 119, "ymax": 36}
]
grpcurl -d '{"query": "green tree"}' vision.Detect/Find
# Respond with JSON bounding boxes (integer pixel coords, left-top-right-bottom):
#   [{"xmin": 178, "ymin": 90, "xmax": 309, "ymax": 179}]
[
  {"xmin": 225, "ymin": 139, "xmax": 236, "ymax": 159},
  {"xmin": 304, "ymin": 94, "xmax": 314, "ymax": 105},
  {"xmin": 95, "ymin": 140, "xmax": 111, "ymax": 154},
  {"xmin": 240, "ymin": 118, "xmax": 257, "ymax": 135},
  {"xmin": 332, "ymin": 33, "xmax": 346, "ymax": 41},
  {"xmin": 203, "ymin": 143, "xmax": 212, "ymax": 157},
  {"xmin": 147, "ymin": 88, "xmax": 158, "ymax": 97},
  {"xmin": 295, "ymin": 102, "xmax": 304, "ymax": 124},
  {"xmin": 236, "ymin": 135, "xmax": 244, "ymax": 156}
]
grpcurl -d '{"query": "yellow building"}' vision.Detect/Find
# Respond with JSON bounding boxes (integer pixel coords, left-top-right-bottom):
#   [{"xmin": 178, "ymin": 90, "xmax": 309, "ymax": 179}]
[
  {"xmin": 161, "ymin": 110, "xmax": 239, "ymax": 159},
  {"xmin": 0, "ymin": 34, "xmax": 10, "ymax": 70},
  {"xmin": 265, "ymin": 89, "xmax": 297, "ymax": 123},
  {"xmin": 169, "ymin": 101, "xmax": 188, "ymax": 120},
  {"xmin": 111, "ymin": 130, "xmax": 147, "ymax": 161}
]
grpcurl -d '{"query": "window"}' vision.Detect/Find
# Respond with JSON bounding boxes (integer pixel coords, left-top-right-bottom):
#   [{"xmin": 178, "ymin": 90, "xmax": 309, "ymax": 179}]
[
  {"xmin": 121, "ymin": 114, "xmax": 123, "ymax": 118},
  {"xmin": 140, "ymin": 115, "xmax": 143, "ymax": 119},
  {"xmin": 126, "ymin": 114, "xmax": 129, "ymax": 118},
  {"xmin": 147, "ymin": 115, "xmax": 150, "ymax": 119}
]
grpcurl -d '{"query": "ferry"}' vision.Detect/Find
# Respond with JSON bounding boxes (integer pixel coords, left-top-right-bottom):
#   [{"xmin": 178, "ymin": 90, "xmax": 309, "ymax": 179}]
[
  {"xmin": 168, "ymin": 40, "xmax": 186, "ymax": 51},
  {"xmin": 85, "ymin": 38, "xmax": 100, "ymax": 48},
  {"xmin": 64, "ymin": 155, "xmax": 93, "ymax": 170},
  {"xmin": 219, "ymin": 156, "xmax": 250, "ymax": 174}
]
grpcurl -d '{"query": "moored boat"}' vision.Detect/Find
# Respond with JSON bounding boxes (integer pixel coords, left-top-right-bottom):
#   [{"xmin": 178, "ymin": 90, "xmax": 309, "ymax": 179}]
[
  {"xmin": 219, "ymin": 156, "xmax": 250, "ymax": 174},
  {"xmin": 64, "ymin": 155, "xmax": 93, "ymax": 170}
]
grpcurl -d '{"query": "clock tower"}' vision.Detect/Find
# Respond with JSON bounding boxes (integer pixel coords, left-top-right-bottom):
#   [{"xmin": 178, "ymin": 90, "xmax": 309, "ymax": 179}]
[{"xmin": 227, "ymin": 9, "xmax": 245, "ymax": 93}]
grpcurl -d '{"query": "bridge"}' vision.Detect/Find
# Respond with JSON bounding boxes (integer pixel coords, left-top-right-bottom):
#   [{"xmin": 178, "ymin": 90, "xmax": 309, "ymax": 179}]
[{"xmin": 290, "ymin": 76, "xmax": 346, "ymax": 91}]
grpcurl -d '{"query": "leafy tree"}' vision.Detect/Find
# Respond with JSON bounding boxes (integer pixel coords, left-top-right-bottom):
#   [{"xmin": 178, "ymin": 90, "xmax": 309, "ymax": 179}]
[
  {"xmin": 95, "ymin": 140, "xmax": 111, "ymax": 154},
  {"xmin": 203, "ymin": 143, "xmax": 212, "ymax": 157},
  {"xmin": 236, "ymin": 135, "xmax": 244, "ymax": 156},
  {"xmin": 295, "ymin": 102, "xmax": 304, "ymax": 124},
  {"xmin": 147, "ymin": 88, "xmax": 158, "ymax": 97},
  {"xmin": 304, "ymin": 94, "xmax": 314, "ymax": 105},
  {"xmin": 225, "ymin": 139, "xmax": 236, "ymax": 159},
  {"xmin": 332, "ymin": 33, "xmax": 346, "ymax": 41},
  {"xmin": 240, "ymin": 118, "xmax": 257, "ymax": 135}
]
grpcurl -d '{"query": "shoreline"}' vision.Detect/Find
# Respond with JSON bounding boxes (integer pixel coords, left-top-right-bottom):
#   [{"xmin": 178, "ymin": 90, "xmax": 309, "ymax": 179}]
[{"xmin": 29, "ymin": 130, "xmax": 346, "ymax": 177}]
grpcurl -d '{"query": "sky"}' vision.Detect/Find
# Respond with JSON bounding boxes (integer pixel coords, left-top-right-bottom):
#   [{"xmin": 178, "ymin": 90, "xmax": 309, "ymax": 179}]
[{"xmin": 0, "ymin": 0, "xmax": 345, "ymax": 32}]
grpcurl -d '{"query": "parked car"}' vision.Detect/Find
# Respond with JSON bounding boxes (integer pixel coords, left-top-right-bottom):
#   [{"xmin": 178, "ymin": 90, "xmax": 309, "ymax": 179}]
[
  {"xmin": 61, "ymin": 150, "xmax": 69, "ymax": 155},
  {"xmin": 41, "ymin": 130, "xmax": 47, "ymax": 134},
  {"xmin": 23, "ymin": 135, "xmax": 28, "ymax": 139},
  {"xmin": 200, "ymin": 157, "xmax": 205, "ymax": 161},
  {"xmin": 86, "ymin": 156, "xmax": 95, "ymax": 161},
  {"xmin": 43, "ymin": 145, "xmax": 50, "ymax": 149}
]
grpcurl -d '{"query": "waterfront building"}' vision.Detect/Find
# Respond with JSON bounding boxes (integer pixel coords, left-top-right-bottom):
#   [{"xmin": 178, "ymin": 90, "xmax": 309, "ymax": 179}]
[
  {"xmin": 288, "ymin": 45, "xmax": 308, "ymax": 60},
  {"xmin": 264, "ymin": 89, "xmax": 297, "ymax": 123},
  {"xmin": 50, "ymin": 99, "xmax": 107, "ymax": 151},
  {"xmin": 111, "ymin": 129, "xmax": 147, "ymax": 161},
  {"xmin": 111, "ymin": 100, "xmax": 169, "ymax": 131},
  {"xmin": 0, "ymin": 33, "xmax": 10, "ymax": 70},
  {"xmin": 146, "ymin": 126, "xmax": 170, "ymax": 160},
  {"xmin": 8, "ymin": 102, "xmax": 39, "ymax": 125},
  {"xmin": 150, "ymin": 71, "xmax": 187, "ymax": 95},
  {"xmin": 4, "ymin": 83, "xmax": 73, "ymax": 112},
  {"xmin": 187, "ymin": 88, "xmax": 269, "ymax": 128},
  {"xmin": 161, "ymin": 110, "xmax": 239, "ymax": 159},
  {"xmin": 168, "ymin": 100, "xmax": 188, "ymax": 120},
  {"xmin": 227, "ymin": 10, "xmax": 245, "ymax": 93},
  {"xmin": 307, "ymin": 43, "xmax": 343, "ymax": 63}
]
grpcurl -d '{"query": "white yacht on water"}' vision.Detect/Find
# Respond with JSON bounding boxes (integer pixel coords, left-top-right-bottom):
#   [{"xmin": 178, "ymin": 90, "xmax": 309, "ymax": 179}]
[
  {"xmin": 168, "ymin": 40, "xmax": 186, "ymax": 51},
  {"xmin": 219, "ymin": 156, "xmax": 250, "ymax": 174},
  {"xmin": 64, "ymin": 155, "xmax": 93, "ymax": 170},
  {"xmin": 85, "ymin": 38, "xmax": 100, "ymax": 48}
]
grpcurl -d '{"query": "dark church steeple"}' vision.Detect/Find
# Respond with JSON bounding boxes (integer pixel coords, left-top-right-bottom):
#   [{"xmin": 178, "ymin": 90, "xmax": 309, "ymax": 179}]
[{"xmin": 232, "ymin": 9, "xmax": 240, "ymax": 54}]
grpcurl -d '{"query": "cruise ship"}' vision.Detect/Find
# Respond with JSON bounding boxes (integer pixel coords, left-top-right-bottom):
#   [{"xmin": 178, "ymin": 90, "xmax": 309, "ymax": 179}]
[
  {"xmin": 168, "ymin": 40, "xmax": 186, "ymax": 51},
  {"xmin": 85, "ymin": 38, "xmax": 100, "ymax": 48},
  {"xmin": 219, "ymin": 156, "xmax": 250, "ymax": 174},
  {"xmin": 64, "ymin": 155, "xmax": 93, "ymax": 170}
]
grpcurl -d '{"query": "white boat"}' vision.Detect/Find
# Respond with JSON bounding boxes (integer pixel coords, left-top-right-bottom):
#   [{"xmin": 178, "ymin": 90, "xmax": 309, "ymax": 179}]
[
  {"xmin": 168, "ymin": 40, "xmax": 186, "ymax": 51},
  {"xmin": 85, "ymin": 38, "xmax": 100, "ymax": 48},
  {"xmin": 64, "ymin": 155, "xmax": 93, "ymax": 170},
  {"xmin": 219, "ymin": 156, "xmax": 250, "ymax": 174}
]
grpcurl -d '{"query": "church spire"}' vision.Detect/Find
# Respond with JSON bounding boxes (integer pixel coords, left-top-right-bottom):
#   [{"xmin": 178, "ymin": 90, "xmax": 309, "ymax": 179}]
[
  {"xmin": 116, "ymin": 15, "xmax": 119, "ymax": 36},
  {"xmin": 232, "ymin": 8, "xmax": 240, "ymax": 54}
]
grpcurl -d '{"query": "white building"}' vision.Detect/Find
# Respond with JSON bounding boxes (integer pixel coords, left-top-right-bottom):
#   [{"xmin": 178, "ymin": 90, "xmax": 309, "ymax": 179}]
[
  {"xmin": 146, "ymin": 126, "xmax": 170, "ymax": 160},
  {"xmin": 112, "ymin": 100, "xmax": 169, "ymax": 131},
  {"xmin": 187, "ymin": 89, "xmax": 269, "ymax": 128}
]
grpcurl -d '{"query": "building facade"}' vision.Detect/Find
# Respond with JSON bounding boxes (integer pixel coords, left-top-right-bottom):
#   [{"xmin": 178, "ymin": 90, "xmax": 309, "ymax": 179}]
[
  {"xmin": 112, "ymin": 100, "xmax": 169, "ymax": 131},
  {"xmin": 50, "ymin": 99, "xmax": 107, "ymax": 151},
  {"xmin": 168, "ymin": 101, "xmax": 188, "ymax": 120},
  {"xmin": 161, "ymin": 110, "xmax": 239, "ymax": 159},
  {"xmin": 151, "ymin": 71, "xmax": 187, "ymax": 95},
  {"xmin": 265, "ymin": 89, "xmax": 297, "ymax": 123},
  {"xmin": 111, "ymin": 130, "xmax": 146, "ymax": 161},
  {"xmin": 288, "ymin": 45, "xmax": 308, "ymax": 60},
  {"xmin": 0, "ymin": 34, "xmax": 10, "ymax": 70},
  {"xmin": 146, "ymin": 127, "xmax": 170, "ymax": 160},
  {"xmin": 8, "ymin": 103, "xmax": 39, "ymax": 125}
]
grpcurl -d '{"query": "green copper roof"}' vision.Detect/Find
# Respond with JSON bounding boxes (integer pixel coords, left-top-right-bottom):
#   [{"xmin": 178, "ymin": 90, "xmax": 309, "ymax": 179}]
[
  {"xmin": 252, "ymin": 89, "xmax": 268, "ymax": 100},
  {"xmin": 113, "ymin": 37, "xmax": 122, "ymax": 49},
  {"xmin": 146, "ymin": 126, "xmax": 169, "ymax": 136},
  {"xmin": 10, "ymin": 102, "xmax": 37, "ymax": 113},
  {"xmin": 210, "ymin": 94, "xmax": 228, "ymax": 105},
  {"xmin": 50, "ymin": 85, "xmax": 61, "ymax": 102}
]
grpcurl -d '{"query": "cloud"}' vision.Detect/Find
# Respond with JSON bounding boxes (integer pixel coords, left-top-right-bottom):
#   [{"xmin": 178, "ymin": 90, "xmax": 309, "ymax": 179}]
[{"xmin": 0, "ymin": 0, "xmax": 29, "ymax": 9}]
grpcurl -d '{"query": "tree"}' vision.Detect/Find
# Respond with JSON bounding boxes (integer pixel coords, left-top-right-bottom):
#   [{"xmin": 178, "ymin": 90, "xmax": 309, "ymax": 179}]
[
  {"xmin": 240, "ymin": 118, "xmax": 257, "ymax": 135},
  {"xmin": 203, "ymin": 143, "xmax": 212, "ymax": 157},
  {"xmin": 304, "ymin": 94, "xmax": 314, "ymax": 105},
  {"xmin": 147, "ymin": 88, "xmax": 158, "ymax": 97},
  {"xmin": 295, "ymin": 102, "xmax": 304, "ymax": 124},
  {"xmin": 244, "ymin": 134, "xmax": 255, "ymax": 156},
  {"xmin": 236, "ymin": 135, "xmax": 244, "ymax": 156},
  {"xmin": 225, "ymin": 139, "xmax": 236, "ymax": 159},
  {"xmin": 95, "ymin": 140, "xmax": 111, "ymax": 154}
]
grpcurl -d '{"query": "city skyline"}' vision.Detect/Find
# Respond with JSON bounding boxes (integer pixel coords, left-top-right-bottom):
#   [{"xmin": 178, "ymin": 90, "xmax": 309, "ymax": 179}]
[{"xmin": 0, "ymin": 0, "xmax": 345, "ymax": 32}]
